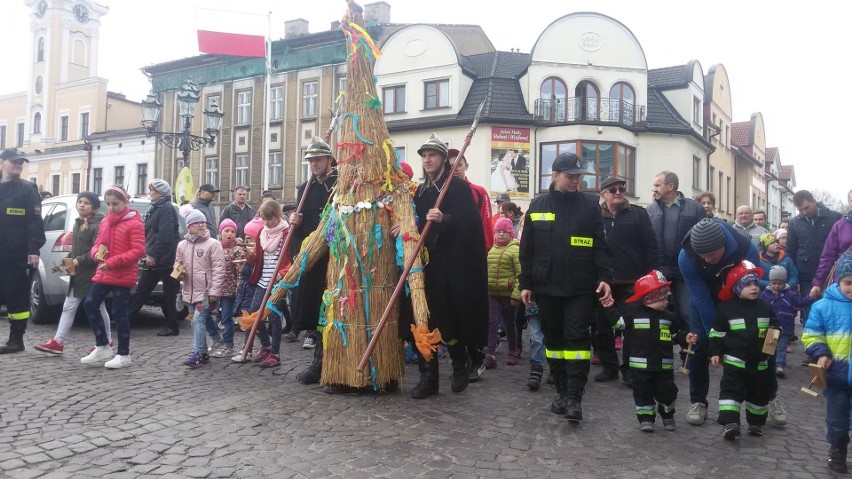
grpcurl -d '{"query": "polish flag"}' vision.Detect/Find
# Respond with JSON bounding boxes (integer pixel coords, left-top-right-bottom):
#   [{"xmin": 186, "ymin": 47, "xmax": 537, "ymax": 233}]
[{"xmin": 196, "ymin": 7, "xmax": 266, "ymax": 58}]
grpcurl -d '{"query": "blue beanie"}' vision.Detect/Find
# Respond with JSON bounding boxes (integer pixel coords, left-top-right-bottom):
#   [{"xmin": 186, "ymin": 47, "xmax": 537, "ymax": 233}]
[{"xmin": 837, "ymin": 251, "xmax": 852, "ymax": 282}]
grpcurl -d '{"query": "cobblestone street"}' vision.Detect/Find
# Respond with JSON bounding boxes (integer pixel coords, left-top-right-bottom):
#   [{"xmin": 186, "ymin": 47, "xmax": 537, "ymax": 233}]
[{"xmin": 0, "ymin": 311, "xmax": 839, "ymax": 478}]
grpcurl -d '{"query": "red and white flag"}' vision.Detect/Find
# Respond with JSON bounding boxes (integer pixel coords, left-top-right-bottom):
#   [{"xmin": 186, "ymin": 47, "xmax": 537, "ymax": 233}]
[{"xmin": 196, "ymin": 7, "xmax": 266, "ymax": 58}]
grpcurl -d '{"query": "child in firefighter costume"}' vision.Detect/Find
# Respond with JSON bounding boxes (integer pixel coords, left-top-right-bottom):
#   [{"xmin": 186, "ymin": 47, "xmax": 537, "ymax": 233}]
[
  {"xmin": 607, "ymin": 271, "xmax": 697, "ymax": 432},
  {"xmin": 710, "ymin": 260, "xmax": 779, "ymax": 440}
]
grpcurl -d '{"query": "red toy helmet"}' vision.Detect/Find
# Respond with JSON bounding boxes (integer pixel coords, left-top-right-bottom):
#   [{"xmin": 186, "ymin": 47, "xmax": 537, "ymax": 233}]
[
  {"xmin": 718, "ymin": 260, "xmax": 765, "ymax": 301},
  {"xmin": 626, "ymin": 270, "xmax": 672, "ymax": 303}
]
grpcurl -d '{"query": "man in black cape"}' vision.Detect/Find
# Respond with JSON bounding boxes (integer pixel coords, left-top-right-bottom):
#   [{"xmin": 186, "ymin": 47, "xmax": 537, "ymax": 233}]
[{"xmin": 409, "ymin": 135, "xmax": 489, "ymax": 399}]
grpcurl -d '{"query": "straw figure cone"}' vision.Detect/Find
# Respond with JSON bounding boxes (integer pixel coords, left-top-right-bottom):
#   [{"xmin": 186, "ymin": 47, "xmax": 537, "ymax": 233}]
[{"xmin": 271, "ymin": 0, "xmax": 433, "ymax": 391}]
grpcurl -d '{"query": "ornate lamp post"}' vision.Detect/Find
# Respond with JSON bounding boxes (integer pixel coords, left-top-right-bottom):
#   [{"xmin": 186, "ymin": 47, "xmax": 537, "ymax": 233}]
[{"xmin": 141, "ymin": 78, "xmax": 224, "ymax": 161}]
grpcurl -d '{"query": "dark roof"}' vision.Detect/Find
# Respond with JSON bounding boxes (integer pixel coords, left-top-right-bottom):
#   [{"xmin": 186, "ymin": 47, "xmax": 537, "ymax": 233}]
[
  {"xmin": 86, "ymin": 127, "xmax": 149, "ymax": 141},
  {"xmin": 465, "ymin": 51, "xmax": 530, "ymax": 79},
  {"xmin": 641, "ymin": 88, "xmax": 691, "ymax": 132},
  {"xmin": 24, "ymin": 143, "xmax": 88, "ymax": 158},
  {"xmin": 648, "ymin": 65, "xmax": 690, "ymax": 89},
  {"xmin": 780, "ymin": 165, "xmax": 794, "ymax": 181},
  {"xmin": 731, "ymin": 122, "xmax": 749, "ymax": 146}
]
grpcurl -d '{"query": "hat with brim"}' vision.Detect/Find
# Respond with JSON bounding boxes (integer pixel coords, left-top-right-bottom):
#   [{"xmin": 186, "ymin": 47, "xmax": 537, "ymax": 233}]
[
  {"xmin": 417, "ymin": 134, "xmax": 448, "ymax": 158},
  {"xmin": 447, "ymin": 148, "xmax": 462, "ymax": 159},
  {"xmin": 718, "ymin": 260, "xmax": 764, "ymax": 301},
  {"xmin": 495, "ymin": 193, "xmax": 511, "ymax": 203},
  {"xmin": 199, "ymin": 184, "xmax": 220, "ymax": 193},
  {"xmin": 551, "ymin": 152, "xmax": 585, "ymax": 174},
  {"xmin": 0, "ymin": 148, "xmax": 28, "ymax": 163},
  {"xmin": 600, "ymin": 176, "xmax": 626, "ymax": 192}
]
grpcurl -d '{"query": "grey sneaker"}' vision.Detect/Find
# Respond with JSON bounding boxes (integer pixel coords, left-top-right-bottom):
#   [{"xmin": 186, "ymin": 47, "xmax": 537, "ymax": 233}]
[
  {"xmin": 686, "ymin": 402, "xmax": 707, "ymax": 425},
  {"xmin": 208, "ymin": 340, "xmax": 224, "ymax": 354},
  {"xmin": 662, "ymin": 418, "xmax": 676, "ymax": 431},
  {"xmin": 768, "ymin": 396, "xmax": 787, "ymax": 427},
  {"xmin": 303, "ymin": 336, "xmax": 317, "ymax": 349},
  {"xmin": 210, "ymin": 345, "xmax": 234, "ymax": 358},
  {"xmin": 283, "ymin": 332, "xmax": 298, "ymax": 342},
  {"xmin": 640, "ymin": 421, "xmax": 654, "ymax": 432},
  {"xmin": 722, "ymin": 423, "xmax": 741, "ymax": 440}
]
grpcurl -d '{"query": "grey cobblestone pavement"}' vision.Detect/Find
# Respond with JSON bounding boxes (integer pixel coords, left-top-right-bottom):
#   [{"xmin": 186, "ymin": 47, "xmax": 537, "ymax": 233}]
[{"xmin": 0, "ymin": 311, "xmax": 839, "ymax": 478}]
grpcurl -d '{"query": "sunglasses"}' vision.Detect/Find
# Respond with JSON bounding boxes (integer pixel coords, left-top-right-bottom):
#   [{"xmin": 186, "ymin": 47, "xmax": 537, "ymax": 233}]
[{"xmin": 605, "ymin": 186, "xmax": 626, "ymax": 194}]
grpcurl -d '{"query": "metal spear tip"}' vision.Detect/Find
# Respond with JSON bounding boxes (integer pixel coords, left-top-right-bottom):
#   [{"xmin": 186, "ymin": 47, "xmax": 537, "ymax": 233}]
[{"xmin": 471, "ymin": 101, "xmax": 485, "ymax": 131}]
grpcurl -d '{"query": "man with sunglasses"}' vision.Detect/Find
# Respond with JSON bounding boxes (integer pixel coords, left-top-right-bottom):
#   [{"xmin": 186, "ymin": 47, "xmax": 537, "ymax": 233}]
[
  {"xmin": 592, "ymin": 176, "xmax": 658, "ymax": 384},
  {"xmin": 519, "ymin": 152, "xmax": 613, "ymax": 421}
]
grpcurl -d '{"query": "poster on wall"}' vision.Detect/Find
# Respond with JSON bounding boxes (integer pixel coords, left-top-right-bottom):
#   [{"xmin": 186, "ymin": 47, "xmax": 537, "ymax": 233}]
[{"xmin": 489, "ymin": 127, "xmax": 530, "ymax": 199}]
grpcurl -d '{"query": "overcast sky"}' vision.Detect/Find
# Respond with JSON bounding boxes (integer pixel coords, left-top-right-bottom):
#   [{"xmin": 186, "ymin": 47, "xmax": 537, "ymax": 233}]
[{"xmin": 1, "ymin": 0, "xmax": 847, "ymax": 201}]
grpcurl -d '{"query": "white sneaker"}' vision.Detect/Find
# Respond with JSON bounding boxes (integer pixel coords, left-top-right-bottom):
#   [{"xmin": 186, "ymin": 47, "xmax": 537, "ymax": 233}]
[
  {"xmin": 686, "ymin": 402, "xmax": 707, "ymax": 425},
  {"xmin": 104, "ymin": 355, "xmax": 132, "ymax": 369},
  {"xmin": 231, "ymin": 350, "xmax": 252, "ymax": 363},
  {"xmin": 768, "ymin": 396, "xmax": 788, "ymax": 426},
  {"xmin": 81, "ymin": 346, "xmax": 115, "ymax": 364},
  {"xmin": 303, "ymin": 336, "xmax": 317, "ymax": 349}
]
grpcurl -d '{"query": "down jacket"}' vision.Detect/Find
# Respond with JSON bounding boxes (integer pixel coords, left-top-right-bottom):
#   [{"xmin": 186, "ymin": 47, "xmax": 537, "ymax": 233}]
[
  {"xmin": 758, "ymin": 286, "xmax": 813, "ymax": 335},
  {"xmin": 813, "ymin": 211, "xmax": 852, "ymax": 287},
  {"xmin": 174, "ymin": 234, "xmax": 226, "ymax": 304},
  {"xmin": 804, "ymin": 284, "xmax": 852, "ymax": 388},
  {"xmin": 487, "ymin": 238, "xmax": 520, "ymax": 301},
  {"xmin": 90, "ymin": 209, "xmax": 146, "ymax": 289}
]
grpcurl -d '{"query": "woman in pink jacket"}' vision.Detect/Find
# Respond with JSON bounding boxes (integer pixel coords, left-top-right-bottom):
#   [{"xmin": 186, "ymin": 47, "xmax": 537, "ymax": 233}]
[
  {"xmin": 81, "ymin": 186, "xmax": 146, "ymax": 368},
  {"xmin": 175, "ymin": 208, "xmax": 226, "ymax": 368}
]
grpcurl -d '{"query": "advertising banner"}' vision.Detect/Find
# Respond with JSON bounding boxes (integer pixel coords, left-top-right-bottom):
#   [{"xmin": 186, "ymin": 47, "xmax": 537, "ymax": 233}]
[{"xmin": 490, "ymin": 127, "xmax": 530, "ymax": 199}]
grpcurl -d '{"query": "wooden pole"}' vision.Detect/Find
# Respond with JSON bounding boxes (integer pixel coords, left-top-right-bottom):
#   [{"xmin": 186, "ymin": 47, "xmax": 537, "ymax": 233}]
[{"xmin": 357, "ymin": 103, "xmax": 485, "ymax": 372}]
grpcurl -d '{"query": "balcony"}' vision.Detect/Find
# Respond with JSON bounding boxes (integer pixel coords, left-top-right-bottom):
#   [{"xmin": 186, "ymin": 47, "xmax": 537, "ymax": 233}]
[{"xmin": 534, "ymin": 97, "xmax": 645, "ymax": 127}]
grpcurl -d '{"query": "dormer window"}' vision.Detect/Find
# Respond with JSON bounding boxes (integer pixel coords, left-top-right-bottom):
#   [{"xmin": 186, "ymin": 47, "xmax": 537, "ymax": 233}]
[{"xmin": 424, "ymin": 79, "xmax": 449, "ymax": 110}]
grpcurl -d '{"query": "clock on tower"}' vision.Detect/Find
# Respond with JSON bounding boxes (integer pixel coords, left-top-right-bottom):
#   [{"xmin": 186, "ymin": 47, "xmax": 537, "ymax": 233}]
[{"xmin": 72, "ymin": 3, "xmax": 89, "ymax": 23}]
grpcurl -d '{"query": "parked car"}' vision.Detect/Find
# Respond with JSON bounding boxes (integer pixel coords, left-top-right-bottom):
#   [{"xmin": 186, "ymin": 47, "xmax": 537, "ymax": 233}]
[{"xmin": 31, "ymin": 195, "xmax": 187, "ymax": 324}]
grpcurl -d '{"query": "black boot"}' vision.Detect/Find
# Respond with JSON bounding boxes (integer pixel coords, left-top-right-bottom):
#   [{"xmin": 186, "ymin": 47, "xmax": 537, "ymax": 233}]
[
  {"xmin": 410, "ymin": 356, "xmax": 439, "ymax": 399},
  {"xmin": 564, "ymin": 376, "xmax": 585, "ymax": 421},
  {"xmin": 448, "ymin": 344, "xmax": 470, "ymax": 393},
  {"xmin": 549, "ymin": 359, "xmax": 568, "ymax": 414},
  {"xmin": 0, "ymin": 320, "xmax": 26, "ymax": 354},
  {"xmin": 296, "ymin": 337, "xmax": 323, "ymax": 384},
  {"xmin": 829, "ymin": 446, "xmax": 848, "ymax": 474}
]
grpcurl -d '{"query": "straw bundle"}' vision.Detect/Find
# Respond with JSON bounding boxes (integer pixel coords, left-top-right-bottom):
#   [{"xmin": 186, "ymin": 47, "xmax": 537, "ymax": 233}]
[{"xmin": 272, "ymin": 0, "xmax": 429, "ymax": 390}]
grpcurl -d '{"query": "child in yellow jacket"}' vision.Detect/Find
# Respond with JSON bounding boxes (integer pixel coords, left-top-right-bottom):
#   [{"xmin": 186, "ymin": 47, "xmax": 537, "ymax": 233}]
[{"xmin": 485, "ymin": 218, "xmax": 521, "ymax": 367}]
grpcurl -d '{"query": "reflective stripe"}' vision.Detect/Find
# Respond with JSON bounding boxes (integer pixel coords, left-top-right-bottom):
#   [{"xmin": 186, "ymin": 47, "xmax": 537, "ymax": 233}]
[
  {"xmin": 545, "ymin": 348, "xmax": 591, "ymax": 361},
  {"xmin": 570, "ymin": 236, "xmax": 593, "ymax": 247},
  {"xmin": 529, "ymin": 212, "xmax": 555, "ymax": 221},
  {"xmin": 659, "ymin": 319, "xmax": 672, "ymax": 327},
  {"xmin": 729, "ymin": 318, "xmax": 746, "ymax": 330},
  {"xmin": 635, "ymin": 405, "xmax": 655, "ymax": 415},
  {"xmin": 659, "ymin": 326, "xmax": 671, "ymax": 342},
  {"xmin": 757, "ymin": 318, "xmax": 770, "ymax": 328},
  {"xmin": 633, "ymin": 318, "xmax": 650, "ymax": 330},
  {"xmin": 659, "ymin": 402, "xmax": 675, "ymax": 413},
  {"xmin": 445, "ymin": 338, "xmax": 459, "ymax": 346},
  {"xmin": 709, "ymin": 329, "xmax": 726, "ymax": 339},
  {"xmin": 723, "ymin": 355, "xmax": 746, "ymax": 368},
  {"xmin": 614, "ymin": 318, "xmax": 625, "ymax": 330},
  {"xmin": 8, "ymin": 311, "xmax": 29, "ymax": 320},
  {"xmin": 745, "ymin": 402, "xmax": 768, "ymax": 415},
  {"xmin": 757, "ymin": 362, "xmax": 769, "ymax": 371},
  {"xmin": 629, "ymin": 357, "xmax": 647, "ymax": 369},
  {"xmin": 661, "ymin": 358, "xmax": 674, "ymax": 364},
  {"xmin": 719, "ymin": 399, "xmax": 741, "ymax": 412}
]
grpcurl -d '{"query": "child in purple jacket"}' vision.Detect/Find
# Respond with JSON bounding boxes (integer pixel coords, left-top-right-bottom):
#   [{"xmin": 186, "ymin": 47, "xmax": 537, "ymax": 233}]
[{"xmin": 758, "ymin": 265, "xmax": 814, "ymax": 378}]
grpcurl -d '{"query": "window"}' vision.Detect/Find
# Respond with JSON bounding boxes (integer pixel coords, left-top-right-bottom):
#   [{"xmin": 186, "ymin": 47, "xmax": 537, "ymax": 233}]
[
  {"xmin": 301, "ymin": 148, "xmax": 309, "ymax": 183},
  {"xmin": 80, "ymin": 112, "xmax": 89, "ymax": 138},
  {"xmin": 235, "ymin": 154, "xmax": 249, "ymax": 188},
  {"xmin": 92, "ymin": 168, "xmax": 103, "ymax": 196},
  {"xmin": 424, "ymin": 79, "xmax": 449, "ymax": 109},
  {"xmin": 70, "ymin": 173, "xmax": 80, "ymax": 194},
  {"xmin": 693, "ymin": 96, "xmax": 702, "ymax": 124},
  {"xmin": 719, "ymin": 171, "xmax": 724, "ymax": 209},
  {"xmin": 269, "ymin": 86, "xmax": 283, "ymax": 121},
  {"xmin": 609, "ymin": 83, "xmax": 635, "ymax": 125},
  {"xmin": 539, "ymin": 77, "xmax": 568, "ymax": 122},
  {"xmin": 0, "ymin": 125, "xmax": 6, "ymax": 149},
  {"xmin": 177, "ymin": 159, "xmax": 186, "ymax": 171},
  {"xmin": 37, "ymin": 37, "xmax": 44, "ymax": 62},
  {"xmin": 16, "ymin": 122, "xmax": 24, "ymax": 147},
  {"xmin": 136, "ymin": 164, "xmax": 148, "ymax": 196},
  {"xmin": 59, "ymin": 115, "xmax": 69, "ymax": 141},
  {"xmin": 538, "ymin": 140, "xmax": 635, "ymax": 193},
  {"xmin": 574, "ymin": 81, "xmax": 600, "ymax": 120},
  {"xmin": 43, "ymin": 204, "xmax": 67, "ymax": 231},
  {"xmin": 114, "ymin": 166, "xmax": 124, "ymax": 189},
  {"xmin": 709, "ymin": 166, "xmax": 715, "ymax": 192},
  {"xmin": 52, "ymin": 175, "xmax": 60, "ymax": 196},
  {"xmin": 395, "ymin": 146, "xmax": 406, "ymax": 165},
  {"xmin": 236, "ymin": 91, "xmax": 252, "ymax": 125},
  {"xmin": 693, "ymin": 157, "xmax": 702, "ymax": 189},
  {"xmin": 337, "ymin": 76, "xmax": 347, "ymax": 96},
  {"xmin": 382, "ymin": 85, "xmax": 406, "ymax": 114},
  {"xmin": 204, "ymin": 158, "xmax": 218, "ymax": 186},
  {"xmin": 32, "ymin": 113, "xmax": 41, "ymax": 134},
  {"xmin": 268, "ymin": 151, "xmax": 283, "ymax": 187},
  {"xmin": 302, "ymin": 81, "xmax": 317, "ymax": 117},
  {"xmin": 726, "ymin": 176, "xmax": 732, "ymax": 212}
]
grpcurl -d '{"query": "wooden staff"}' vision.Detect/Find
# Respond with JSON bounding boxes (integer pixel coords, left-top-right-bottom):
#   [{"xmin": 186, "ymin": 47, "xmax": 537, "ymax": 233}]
[
  {"xmin": 240, "ymin": 99, "xmax": 344, "ymax": 361},
  {"xmin": 357, "ymin": 102, "xmax": 485, "ymax": 372}
]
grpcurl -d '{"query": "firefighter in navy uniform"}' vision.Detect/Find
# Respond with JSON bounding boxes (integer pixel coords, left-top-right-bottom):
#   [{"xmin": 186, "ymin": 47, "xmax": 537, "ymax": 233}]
[
  {"xmin": 519, "ymin": 152, "xmax": 614, "ymax": 421},
  {"xmin": 0, "ymin": 148, "xmax": 46, "ymax": 353}
]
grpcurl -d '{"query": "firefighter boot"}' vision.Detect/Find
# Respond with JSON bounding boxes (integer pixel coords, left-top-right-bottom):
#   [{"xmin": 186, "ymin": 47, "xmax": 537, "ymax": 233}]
[
  {"xmin": 449, "ymin": 343, "xmax": 471, "ymax": 393},
  {"xmin": 410, "ymin": 356, "xmax": 439, "ymax": 399},
  {"xmin": 829, "ymin": 446, "xmax": 848, "ymax": 474},
  {"xmin": 564, "ymin": 376, "xmax": 585, "ymax": 422},
  {"xmin": 0, "ymin": 320, "xmax": 26, "ymax": 354},
  {"xmin": 296, "ymin": 337, "xmax": 323, "ymax": 384},
  {"xmin": 549, "ymin": 359, "xmax": 568, "ymax": 414}
]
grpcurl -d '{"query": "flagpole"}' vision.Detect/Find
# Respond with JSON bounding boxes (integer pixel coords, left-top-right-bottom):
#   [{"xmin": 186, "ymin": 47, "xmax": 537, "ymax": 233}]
[{"xmin": 262, "ymin": 11, "xmax": 272, "ymax": 192}]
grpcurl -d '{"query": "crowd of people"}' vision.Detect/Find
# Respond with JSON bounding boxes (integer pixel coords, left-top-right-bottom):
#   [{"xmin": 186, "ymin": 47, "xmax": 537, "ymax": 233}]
[{"xmin": 1, "ymin": 141, "xmax": 851, "ymax": 473}]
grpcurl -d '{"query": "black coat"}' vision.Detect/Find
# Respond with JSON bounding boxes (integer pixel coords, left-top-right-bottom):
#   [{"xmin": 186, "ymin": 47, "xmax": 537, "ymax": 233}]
[
  {"xmin": 709, "ymin": 298, "xmax": 778, "ymax": 372},
  {"xmin": 414, "ymin": 169, "xmax": 489, "ymax": 347},
  {"xmin": 143, "ymin": 197, "xmax": 179, "ymax": 269},
  {"xmin": 219, "ymin": 203, "xmax": 256, "ymax": 239},
  {"xmin": 786, "ymin": 202, "xmax": 842, "ymax": 282},
  {"xmin": 601, "ymin": 201, "xmax": 658, "ymax": 284},
  {"xmin": 646, "ymin": 192, "xmax": 705, "ymax": 279},
  {"xmin": 0, "ymin": 178, "xmax": 44, "ymax": 258},
  {"xmin": 67, "ymin": 213, "xmax": 103, "ymax": 298},
  {"xmin": 519, "ymin": 186, "xmax": 613, "ymax": 296},
  {"xmin": 609, "ymin": 304, "xmax": 688, "ymax": 371}
]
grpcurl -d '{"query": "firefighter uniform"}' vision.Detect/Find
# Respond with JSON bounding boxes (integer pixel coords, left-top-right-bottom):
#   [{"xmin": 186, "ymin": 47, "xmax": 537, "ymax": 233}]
[
  {"xmin": 519, "ymin": 153, "xmax": 612, "ymax": 421},
  {"xmin": 0, "ymin": 148, "xmax": 46, "ymax": 353},
  {"xmin": 710, "ymin": 267, "xmax": 778, "ymax": 428}
]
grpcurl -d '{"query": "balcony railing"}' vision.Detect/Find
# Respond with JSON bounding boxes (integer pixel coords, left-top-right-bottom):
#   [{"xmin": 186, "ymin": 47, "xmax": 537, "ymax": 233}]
[{"xmin": 534, "ymin": 97, "xmax": 644, "ymax": 127}]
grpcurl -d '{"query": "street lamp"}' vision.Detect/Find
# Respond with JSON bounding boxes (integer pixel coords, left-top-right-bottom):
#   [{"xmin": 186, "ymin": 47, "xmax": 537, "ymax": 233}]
[{"xmin": 141, "ymin": 77, "xmax": 223, "ymax": 161}]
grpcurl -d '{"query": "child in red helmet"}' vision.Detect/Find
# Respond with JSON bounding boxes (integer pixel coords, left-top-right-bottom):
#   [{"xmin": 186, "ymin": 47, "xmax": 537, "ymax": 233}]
[
  {"xmin": 710, "ymin": 260, "xmax": 779, "ymax": 440},
  {"xmin": 605, "ymin": 270, "xmax": 697, "ymax": 432}
]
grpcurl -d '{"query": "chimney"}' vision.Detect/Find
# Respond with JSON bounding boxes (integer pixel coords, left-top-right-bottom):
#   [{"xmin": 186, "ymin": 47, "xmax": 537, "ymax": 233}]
[
  {"xmin": 330, "ymin": 20, "xmax": 341, "ymax": 31},
  {"xmin": 364, "ymin": 1, "xmax": 391, "ymax": 24},
  {"xmin": 285, "ymin": 19, "xmax": 309, "ymax": 39}
]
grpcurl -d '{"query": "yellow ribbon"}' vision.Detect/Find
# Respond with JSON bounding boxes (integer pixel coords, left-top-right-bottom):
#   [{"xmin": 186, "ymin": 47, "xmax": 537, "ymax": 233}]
[{"xmin": 381, "ymin": 139, "xmax": 396, "ymax": 192}]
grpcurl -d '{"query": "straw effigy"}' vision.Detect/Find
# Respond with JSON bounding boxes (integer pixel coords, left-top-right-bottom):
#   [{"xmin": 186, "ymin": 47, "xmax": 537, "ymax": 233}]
[{"xmin": 270, "ymin": 0, "xmax": 431, "ymax": 390}]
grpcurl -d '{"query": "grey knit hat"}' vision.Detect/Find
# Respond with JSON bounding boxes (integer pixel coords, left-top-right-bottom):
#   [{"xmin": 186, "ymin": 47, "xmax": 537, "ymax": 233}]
[
  {"xmin": 185, "ymin": 209, "xmax": 207, "ymax": 226},
  {"xmin": 768, "ymin": 265, "xmax": 787, "ymax": 282},
  {"xmin": 690, "ymin": 219, "xmax": 726, "ymax": 254},
  {"xmin": 149, "ymin": 178, "xmax": 172, "ymax": 196}
]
